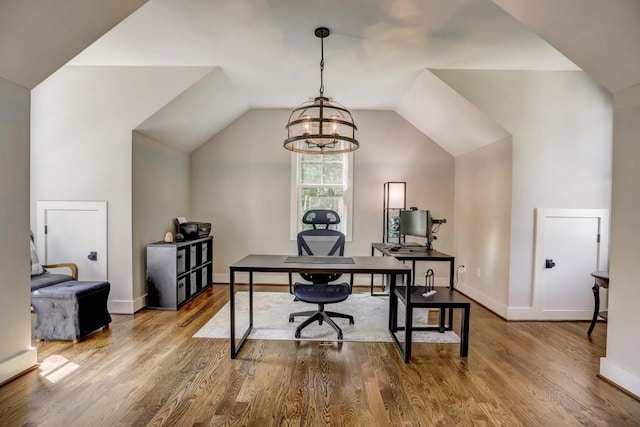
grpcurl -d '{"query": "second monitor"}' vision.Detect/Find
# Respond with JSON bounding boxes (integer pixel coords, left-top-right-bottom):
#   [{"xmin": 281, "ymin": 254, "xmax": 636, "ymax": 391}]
[{"xmin": 399, "ymin": 209, "xmax": 446, "ymax": 250}]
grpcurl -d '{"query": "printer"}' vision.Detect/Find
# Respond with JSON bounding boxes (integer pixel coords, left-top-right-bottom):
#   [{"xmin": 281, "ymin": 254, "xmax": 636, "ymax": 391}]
[{"xmin": 176, "ymin": 219, "xmax": 211, "ymax": 240}]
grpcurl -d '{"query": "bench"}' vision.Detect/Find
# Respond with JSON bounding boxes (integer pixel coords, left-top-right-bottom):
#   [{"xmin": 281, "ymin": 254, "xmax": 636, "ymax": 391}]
[{"xmin": 31, "ymin": 280, "xmax": 112, "ymax": 343}]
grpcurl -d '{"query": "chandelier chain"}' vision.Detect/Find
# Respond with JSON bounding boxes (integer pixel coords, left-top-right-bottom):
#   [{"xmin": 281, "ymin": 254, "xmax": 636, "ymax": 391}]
[{"xmin": 319, "ymin": 35, "xmax": 324, "ymax": 97}]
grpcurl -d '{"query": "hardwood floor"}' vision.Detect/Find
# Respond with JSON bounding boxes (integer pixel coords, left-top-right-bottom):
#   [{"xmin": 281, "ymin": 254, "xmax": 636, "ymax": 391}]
[{"xmin": 1, "ymin": 285, "xmax": 639, "ymax": 426}]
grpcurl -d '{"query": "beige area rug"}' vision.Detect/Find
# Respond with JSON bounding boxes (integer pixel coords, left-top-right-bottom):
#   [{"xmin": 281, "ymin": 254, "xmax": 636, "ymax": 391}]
[{"xmin": 193, "ymin": 291, "xmax": 460, "ymax": 343}]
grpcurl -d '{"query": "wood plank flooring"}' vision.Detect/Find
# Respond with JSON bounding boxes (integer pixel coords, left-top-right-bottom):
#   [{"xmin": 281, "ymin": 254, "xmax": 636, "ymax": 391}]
[{"xmin": 1, "ymin": 285, "xmax": 639, "ymax": 426}]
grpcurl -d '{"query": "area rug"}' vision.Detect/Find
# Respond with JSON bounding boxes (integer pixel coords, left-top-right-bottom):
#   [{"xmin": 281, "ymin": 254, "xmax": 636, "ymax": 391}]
[{"xmin": 193, "ymin": 291, "xmax": 460, "ymax": 343}]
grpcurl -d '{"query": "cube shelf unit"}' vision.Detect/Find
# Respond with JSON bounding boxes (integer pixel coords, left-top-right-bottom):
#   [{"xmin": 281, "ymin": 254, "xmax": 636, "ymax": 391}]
[{"xmin": 146, "ymin": 236, "xmax": 213, "ymax": 310}]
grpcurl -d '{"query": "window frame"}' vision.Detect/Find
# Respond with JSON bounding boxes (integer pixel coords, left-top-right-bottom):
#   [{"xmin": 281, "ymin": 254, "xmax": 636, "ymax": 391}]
[{"xmin": 290, "ymin": 152, "xmax": 354, "ymax": 241}]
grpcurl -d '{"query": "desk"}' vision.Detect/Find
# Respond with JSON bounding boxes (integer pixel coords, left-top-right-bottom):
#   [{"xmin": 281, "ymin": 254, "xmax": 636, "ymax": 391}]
[
  {"xmin": 390, "ymin": 286, "xmax": 471, "ymax": 363},
  {"xmin": 228, "ymin": 254, "xmax": 411, "ymax": 359},
  {"xmin": 588, "ymin": 270, "xmax": 609, "ymax": 336},
  {"xmin": 370, "ymin": 243, "xmax": 455, "ymax": 295}
]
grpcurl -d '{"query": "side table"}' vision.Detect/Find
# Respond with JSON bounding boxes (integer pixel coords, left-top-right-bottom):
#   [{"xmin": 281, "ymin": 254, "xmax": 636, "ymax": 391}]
[{"xmin": 588, "ymin": 271, "xmax": 609, "ymax": 336}]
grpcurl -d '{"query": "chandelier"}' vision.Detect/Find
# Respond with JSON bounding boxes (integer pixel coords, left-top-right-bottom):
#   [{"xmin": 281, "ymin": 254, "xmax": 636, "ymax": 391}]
[{"xmin": 284, "ymin": 27, "xmax": 359, "ymax": 154}]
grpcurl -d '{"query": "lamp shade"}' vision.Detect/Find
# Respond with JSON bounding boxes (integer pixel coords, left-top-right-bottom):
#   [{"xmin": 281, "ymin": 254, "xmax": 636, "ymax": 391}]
[
  {"xmin": 386, "ymin": 182, "xmax": 406, "ymax": 209},
  {"xmin": 284, "ymin": 97, "xmax": 358, "ymax": 154}
]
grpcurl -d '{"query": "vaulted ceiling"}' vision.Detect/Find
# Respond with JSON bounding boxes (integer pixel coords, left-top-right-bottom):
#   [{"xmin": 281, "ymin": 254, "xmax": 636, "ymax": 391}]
[{"xmin": 4, "ymin": 0, "xmax": 640, "ymax": 157}]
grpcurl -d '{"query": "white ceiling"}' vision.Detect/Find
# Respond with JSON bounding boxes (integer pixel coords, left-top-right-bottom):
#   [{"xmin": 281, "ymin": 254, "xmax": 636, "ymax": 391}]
[
  {"xmin": 0, "ymin": 0, "xmax": 147, "ymax": 89},
  {"xmin": 34, "ymin": 0, "xmax": 595, "ymax": 155},
  {"xmin": 6, "ymin": 1, "xmax": 639, "ymax": 156}
]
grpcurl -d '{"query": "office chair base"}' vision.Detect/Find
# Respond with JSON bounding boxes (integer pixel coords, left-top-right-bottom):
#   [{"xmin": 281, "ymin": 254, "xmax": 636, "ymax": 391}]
[
  {"xmin": 294, "ymin": 311, "xmax": 348, "ymax": 340},
  {"xmin": 289, "ymin": 310, "xmax": 354, "ymax": 326}
]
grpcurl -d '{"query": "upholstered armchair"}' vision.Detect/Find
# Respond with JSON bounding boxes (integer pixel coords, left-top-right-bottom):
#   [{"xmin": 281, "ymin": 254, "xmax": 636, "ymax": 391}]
[{"xmin": 30, "ymin": 232, "xmax": 78, "ymax": 291}]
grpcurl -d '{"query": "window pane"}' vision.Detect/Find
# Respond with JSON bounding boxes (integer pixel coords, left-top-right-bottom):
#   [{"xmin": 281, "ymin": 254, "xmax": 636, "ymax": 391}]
[
  {"xmin": 322, "ymin": 153, "xmax": 343, "ymax": 162},
  {"xmin": 299, "ymin": 187, "xmax": 345, "ymax": 232},
  {"xmin": 300, "ymin": 163, "xmax": 322, "ymax": 184},
  {"xmin": 301, "ymin": 153, "xmax": 319, "ymax": 162},
  {"xmin": 323, "ymin": 162, "xmax": 344, "ymax": 185},
  {"xmin": 294, "ymin": 153, "xmax": 350, "ymax": 236}
]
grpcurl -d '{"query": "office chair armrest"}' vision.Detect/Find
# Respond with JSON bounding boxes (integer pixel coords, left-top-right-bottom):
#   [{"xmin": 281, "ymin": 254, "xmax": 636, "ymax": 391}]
[{"xmin": 43, "ymin": 263, "xmax": 78, "ymax": 280}]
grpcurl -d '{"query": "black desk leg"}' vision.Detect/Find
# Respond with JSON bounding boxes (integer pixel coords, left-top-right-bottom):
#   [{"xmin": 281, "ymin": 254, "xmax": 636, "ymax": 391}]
[
  {"xmin": 449, "ymin": 259, "xmax": 455, "ymax": 290},
  {"xmin": 370, "ymin": 246, "xmax": 375, "ymax": 295},
  {"xmin": 389, "ymin": 273, "xmax": 397, "ymax": 332},
  {"xmin": 411, "ymin": 260, "xmax": 416, "ymax": 286},
  {"xmin": 249, "ymin": 272, "xmax": 254, "ymax": 328},
  {"xmin": 588, "ymin": 282, "xmax": 600, "ymax": 336},
  {"xmin": 230, "ymin": 270, "xmax": 236, "ymax": 358},
  {"xmin": 231, "ymin": 271, "xmax": 253, "ymax": 359},
  {"xmin": 439, "ymin": 309, "xmax": 445, "ymax": 333},
  {"xmin": 460, "ymin": 306, "xmax": 470, "ymax": 357},
  {"xmin": 404, "ymin": 282, "xmax": 412, "ymax": 363}
]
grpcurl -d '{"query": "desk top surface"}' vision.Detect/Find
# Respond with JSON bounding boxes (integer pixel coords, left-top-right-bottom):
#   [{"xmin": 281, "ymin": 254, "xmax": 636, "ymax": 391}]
[
  {"xmin": 394, "ymin": 286, "xmax": 471, "ymax": 307},
  {"xmin": 372, "ymin": 243, "xmax": 454, "ymax": 260},
  {"xmin": 230, "ymin": 254, "xmax": 411, "ymax": 274}
]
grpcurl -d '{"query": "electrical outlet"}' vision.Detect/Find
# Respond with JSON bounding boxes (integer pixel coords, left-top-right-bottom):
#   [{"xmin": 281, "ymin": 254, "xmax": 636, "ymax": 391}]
[{"xmin": 458, "ymin": 264, "xmax": 466, "ymax": 274}]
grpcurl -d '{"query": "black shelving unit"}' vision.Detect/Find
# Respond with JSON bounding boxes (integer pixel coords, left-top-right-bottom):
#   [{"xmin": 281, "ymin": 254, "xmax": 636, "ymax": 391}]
[{"xmin": 146, "ymin": 236, "xmax": 213, "ymax": 310}]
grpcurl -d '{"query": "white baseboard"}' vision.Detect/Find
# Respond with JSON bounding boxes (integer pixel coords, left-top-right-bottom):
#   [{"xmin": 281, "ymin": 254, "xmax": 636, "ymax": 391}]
[
  {"xmin": 506, "ymin": 306, "xmax": 593, "ymax": 321},
  {"xmin": 0, "ymin": 347, "xmax": 37, "ymax": 385},
  {"xmin": 133, "ymin": 294, "xmax": 147, "ymax": 312},
  {"xmin": 108, "ymin": 295, "xmax": 147, "ymax": 314},
  {"xmin": 454, "ymin": 283, "xmax": 508, "ymax": 318},
  {"xmin": 600, "ymin": 357, "xmax": 640, "ymax": 398}
]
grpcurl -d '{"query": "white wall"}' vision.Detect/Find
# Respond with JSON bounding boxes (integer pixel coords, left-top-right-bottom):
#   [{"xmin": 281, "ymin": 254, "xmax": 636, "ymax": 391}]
[
  {"xmin": 435, "ymin": 70, "xmax": 613, "ymax": 312},
  {"xmin": 31, "ymin": 65, "xmax": 213, "ymax": 313},
  {"xmin": 454, "ymin": 137, "xmax": 513, "ymax": 316},
  {"xmin": 132, "ymin": 131, "xmax": 190, "ymax": 309},
  {"xmin": 0, "ymin": 77, "xmax": 36, "ymax": 384},
  {"xmin": 600, "ymin": 82, "xmax": 640, "ymax": 397},
  {"xmin": 190, "ymin": 109, "xmax": 455, "ymax": 285}
]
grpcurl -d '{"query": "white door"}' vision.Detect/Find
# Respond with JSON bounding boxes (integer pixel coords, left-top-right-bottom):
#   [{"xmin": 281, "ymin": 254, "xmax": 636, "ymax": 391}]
[
  {"xmin": 533, "ymin": 209, "xmax": 609, "ymax": 320},
  {"xmin": 37, "ymin": 201, "xmax": 107, "ymax": 281}
]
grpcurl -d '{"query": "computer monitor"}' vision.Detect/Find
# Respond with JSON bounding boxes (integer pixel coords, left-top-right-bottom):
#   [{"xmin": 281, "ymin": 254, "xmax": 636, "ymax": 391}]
[{"xmin": 399, "ymin": 209, "xmax": 447, "ymax": 250}]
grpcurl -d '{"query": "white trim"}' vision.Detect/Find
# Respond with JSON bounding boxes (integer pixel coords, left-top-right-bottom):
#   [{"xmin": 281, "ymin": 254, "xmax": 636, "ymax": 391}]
[
  {"xmin": 0, "ymin": 347, "xmax": 37, "ymax": 385},
  {"xmin": 289, "ymin": 151, "xmax": 299, "ymax": 240},
  {"xmin": 107, "ymin": 295, "xmax": 146, "ymax": 314},
  {"xmin": 531, "ymin": 208, "xmax": 609, "ymax": 320},
  {"xmin": 600, "ymin": 357, "xmax": 640, "ymax": 398},
  {"xmin": 455, "ymin": 283, "xmax": 508, "ymax": 318},
  {"xmin": 506, "ymin": 306, "xmax": 594, "ymax": 321}
]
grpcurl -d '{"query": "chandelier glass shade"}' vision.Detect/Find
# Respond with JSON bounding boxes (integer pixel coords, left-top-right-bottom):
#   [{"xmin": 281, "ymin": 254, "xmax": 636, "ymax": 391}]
[{"xmin": 284, "ymin": 27, "xmax": 359, "ymax": 154}]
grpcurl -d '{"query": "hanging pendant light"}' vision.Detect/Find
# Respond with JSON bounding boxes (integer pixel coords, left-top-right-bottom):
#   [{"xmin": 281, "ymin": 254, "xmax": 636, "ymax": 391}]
[{"xmin": 284, "ymin": 27, "xmax": 359, "ymax": 154}]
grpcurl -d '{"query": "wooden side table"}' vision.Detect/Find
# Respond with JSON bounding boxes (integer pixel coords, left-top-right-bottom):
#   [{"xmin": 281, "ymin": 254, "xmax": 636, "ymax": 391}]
[{"xmin": 588, "ymin": 271, "xmax": 609, "ymax": 336}]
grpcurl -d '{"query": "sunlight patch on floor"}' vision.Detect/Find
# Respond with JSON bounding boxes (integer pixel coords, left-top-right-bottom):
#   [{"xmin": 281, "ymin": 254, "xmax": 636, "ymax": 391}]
[{"xmin": 39, "ymin": 354, "xmax": 79, "ymax": 383}]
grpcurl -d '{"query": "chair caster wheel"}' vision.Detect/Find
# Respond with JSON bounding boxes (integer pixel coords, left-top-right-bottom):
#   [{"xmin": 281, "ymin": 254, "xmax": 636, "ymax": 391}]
[
  {"xmin": 349, "ymin": 319, "xmax": 354, "ymax": 325},
  {"xmin": 295, "ymin": 331, "xmax": 301, "ymax": 339},
  {"xmin": 338, "ymin": 333, "xmax": 343, "ymax": 340},
  {"xmin": 319, "ymin": 319, "xmax": 323, "ymax": 325},
  {"xmin": 289, "ymin": 316, "xmax": 294, "ymax": 322}
]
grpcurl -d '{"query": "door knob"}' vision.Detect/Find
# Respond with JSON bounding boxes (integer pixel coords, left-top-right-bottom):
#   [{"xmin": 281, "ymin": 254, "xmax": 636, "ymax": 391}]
[
  {"xmin": 545, "ymin": 259, "xmax": 556, "ymax": 269},
  {"xmin": 88, "ymin": 251, "xmax": 98, "ymax": 261}
]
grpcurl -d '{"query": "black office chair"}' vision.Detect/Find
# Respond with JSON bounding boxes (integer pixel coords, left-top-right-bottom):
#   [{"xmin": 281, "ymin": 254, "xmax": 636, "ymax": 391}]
[{"xmin": 288, "ymin": 209, "xmax": 354, "ymax": 340}]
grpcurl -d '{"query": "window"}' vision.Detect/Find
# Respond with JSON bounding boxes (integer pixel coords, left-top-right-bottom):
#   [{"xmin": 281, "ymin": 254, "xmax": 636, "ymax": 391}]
[{"xmin": 290, "ymin": 152, "xmax": 353, "ymax": 240}]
